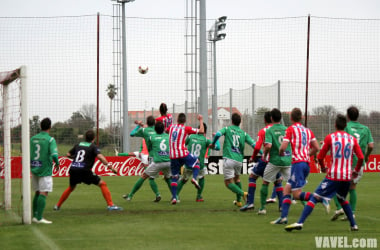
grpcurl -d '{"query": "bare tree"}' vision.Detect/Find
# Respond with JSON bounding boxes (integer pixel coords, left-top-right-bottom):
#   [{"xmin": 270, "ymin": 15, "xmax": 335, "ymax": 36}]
[{"xmin": 312, "ymin": 105, "xmax": 338, "ymax": 136}]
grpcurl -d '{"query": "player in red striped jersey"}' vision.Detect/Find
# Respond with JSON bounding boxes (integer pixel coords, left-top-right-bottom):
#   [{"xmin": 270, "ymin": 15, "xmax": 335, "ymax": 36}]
[
  {"xmin": 155, "ymin": 103, "xmax": 173, "ymax": 130},
  {"xmin": 271, "ymin": 108, "xmax": 320, "ymax": 225},
  {"xmin": 168, "ymin": 113, "xmax": 204, "ymax": 204},
  {"xmin": 285, "ymin": 114, "xmax": 363, "ymax": 232},
  {"xmin": 331, "ymin": 106, "xmax": 374, "ymax": 220}
]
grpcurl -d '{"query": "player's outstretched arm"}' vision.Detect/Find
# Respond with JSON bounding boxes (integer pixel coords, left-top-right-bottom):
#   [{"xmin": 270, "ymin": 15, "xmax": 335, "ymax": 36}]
[
  {"xmin": 130, "ymin": 125, "xmax": 141, "ymax": 137},
  {"xmin": 97, "ymin": 153, "xmax": 117, "ymax": 174}
]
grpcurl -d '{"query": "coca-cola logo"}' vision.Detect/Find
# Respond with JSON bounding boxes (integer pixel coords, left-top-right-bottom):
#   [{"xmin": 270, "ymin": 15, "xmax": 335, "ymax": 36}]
[
  {"xmin": 52, "ymin": 157, "xmax": 72, "ymax": 177},
  {"xmin": 52, "ymin": 156, "xmax": 145, "ymax": 177},
  {"xmin": 106, "ymin": 157, "xmax": 145, "ymax": 176}
]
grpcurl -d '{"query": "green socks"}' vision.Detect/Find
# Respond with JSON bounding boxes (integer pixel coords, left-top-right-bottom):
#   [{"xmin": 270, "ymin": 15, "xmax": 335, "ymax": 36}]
[
  {"xmin": 197, "ymin": 178, "xmax": 205, "ymax": 197},
  {"xmin": 236, "ymin": 182, "xmax": 243, "ymax": 202},
  {"xmin": 333, "ymin": 195, "xmax": 342, "ymax": 210},
  {"xmin": 260, "ymin": 184, "xmax": 269, "ymax": 210},
  {"xmin": 149, "ymin": 178, "xmax": 160, "ymax": 196},
  {"xmin": 129, "ymin": 177, "xmax": 146, "ymax": 197},
  {"xmin": 165, "ymin": 178, "xmax": 172, "ymax": 191},
  {"xmin": 33, "ymin": 194, "xmax": 39, "ymax": 218},
  {"xmin": 227, "ymin": 183, "xmax": 244, "ymax": 196},
  {"xmin": 177, "ymin": 180, "xmax": 185, "ymax": 195},
  {"xmin": 36, "ymin": 195, "xmax": 47, "ymax": 220}
]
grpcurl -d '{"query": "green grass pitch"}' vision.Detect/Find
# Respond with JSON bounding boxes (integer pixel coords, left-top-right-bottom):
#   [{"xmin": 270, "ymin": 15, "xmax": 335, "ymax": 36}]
[{"xmin": 1, "ymin": 173, "xmax": 379, "ymax": 250}]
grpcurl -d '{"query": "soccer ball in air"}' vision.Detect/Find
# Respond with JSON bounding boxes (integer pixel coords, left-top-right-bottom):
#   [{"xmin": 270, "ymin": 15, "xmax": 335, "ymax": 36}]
[{"xmin": 138, "ymin": 65, "xmax": 149, "ymax": 74}]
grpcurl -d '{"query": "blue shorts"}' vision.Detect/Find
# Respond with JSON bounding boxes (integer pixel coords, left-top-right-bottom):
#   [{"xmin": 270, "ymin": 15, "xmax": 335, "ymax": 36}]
[
  {"xmin": 251, "ymin": 159, "xmax": 281, "ymax": 180},
  {"xmin": 313, "ymin": 178, "xmax": 351, "ymax": 201},
  {"xmin": 170, "ymin": 153, "xmax": 199, "ymax": 176},
  {"xmin": 287, "ymin": 162, "xmax": 310, "ymax": 190}
]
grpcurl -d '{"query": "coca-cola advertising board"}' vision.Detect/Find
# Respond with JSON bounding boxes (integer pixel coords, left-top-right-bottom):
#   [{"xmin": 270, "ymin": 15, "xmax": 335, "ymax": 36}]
[
  {"xmin": 1, "ymin": 155, "xmax": 380, "ymax": 179},
  {"xmin": 0, "ymin": 156, "xmax": 146, "ymax": 178}
]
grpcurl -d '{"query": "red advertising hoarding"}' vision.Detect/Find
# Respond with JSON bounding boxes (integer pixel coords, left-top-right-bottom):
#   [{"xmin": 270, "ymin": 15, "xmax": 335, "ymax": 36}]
[{"xmin": 1, "ymin": 155, "xmax": 379, "ymax": 179}]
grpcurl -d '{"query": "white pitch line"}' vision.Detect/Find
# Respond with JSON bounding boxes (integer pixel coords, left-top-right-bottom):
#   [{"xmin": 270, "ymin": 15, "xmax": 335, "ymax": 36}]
[
  {"xmin": 359, "ymin": 215, "xmax": 380, "ymax": 222},
  {"xmin": 31, "ymin": 226, "xmax": 61, "ymax": 250},
  {"xmin": 8, "ymin": 211, "xmax": 60, "ymax": 250}
]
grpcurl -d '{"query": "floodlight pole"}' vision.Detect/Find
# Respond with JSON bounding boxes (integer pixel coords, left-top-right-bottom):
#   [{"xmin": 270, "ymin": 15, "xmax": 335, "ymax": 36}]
[
  {"xmin": 121, "ymin": 2, "xmax": 129, "ymax": 152},
  {"xmin": 208, "ymin": 16, "xmax": 227, "ymax": 135},
  {"xmin": 212, "ymin": 39, "xmax": 217, "ymax": 135},
  {"xmin": 113, "ymin": 0, "xmax": 135, "ymax": 152},
  {"xmin": 199, "ymin": 0, "xmax": 208, "ymax": 126}
]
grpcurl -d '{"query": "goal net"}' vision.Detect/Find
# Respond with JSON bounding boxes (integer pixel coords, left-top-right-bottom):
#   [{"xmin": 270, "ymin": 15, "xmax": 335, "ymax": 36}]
[{"xmin": 0, "ymin": 66, "xmax": 31, "ymax": 225}]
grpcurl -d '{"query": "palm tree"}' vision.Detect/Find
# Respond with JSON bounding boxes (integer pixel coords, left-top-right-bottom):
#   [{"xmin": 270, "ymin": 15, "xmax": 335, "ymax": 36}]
[{"xmin": 106, "ymin": 84, "xmax": 117, "ymax": 132}]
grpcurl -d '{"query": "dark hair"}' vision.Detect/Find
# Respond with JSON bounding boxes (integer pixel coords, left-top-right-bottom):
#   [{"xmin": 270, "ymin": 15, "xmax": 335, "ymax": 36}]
[
  {"xmin": 335, "ymin": 114, "xmax": 347, "ymax": 130},
  {"xmin": 270, "ymin": 108, "xmax": 282, "ymax": 123},
  {"xmin": 159, "ymin": 103, "xmax": 168, "ymax": 115},
  {"xmin": 85, "ymin": 130, "xmax": 95, "ymax": 142},
  {"xmin": 147, "ymin": 116, "xmax": 156, "ymax": 127},
  {"xmin": 264, "ymin": 111, "xmax": 272, "ymax": 124},
  {"xmin": 198, "ymin": 122, "xmax": 207, "ymax": 134},
  {"xmin": 155, "ymin": 121, "xmax": 165, "ymax": 134},
  {"xmin": 231, "ymin": 113, "xmax": 241, "ymax": 126},
  {"xmin": 40, "ymin": 117, "xmax": 52, "ymax": 131},
  {"xmin": 291, "ymin": 108, "xmax": 302, "ymax": 123},
  {"xmin": 178, "ymin": 113, "xmax": 186, "ymax": 124},
  {"xmin": 347, "ymin": 106, "xmax": 359, "ymax": 121}
]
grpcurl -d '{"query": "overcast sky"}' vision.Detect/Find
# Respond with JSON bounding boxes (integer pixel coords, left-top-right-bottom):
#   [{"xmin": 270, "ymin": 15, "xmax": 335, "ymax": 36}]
[{"xmin": 1, "ymin": 0, "xmax": 380, "ymax": 19}]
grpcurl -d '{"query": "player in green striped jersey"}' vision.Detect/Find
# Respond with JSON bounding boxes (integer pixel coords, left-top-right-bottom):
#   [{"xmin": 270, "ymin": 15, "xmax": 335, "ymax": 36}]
[
  {"xmin": 30, "ymin": 118, "xmax": 60, "ymax": 224},
  {"xmin": 210, "ymin": 113, "xmax": 254, "ymax": 207},
  {"xmin": 331, "ymin": 106, "xmax": 374, "ymax": 220},
  {"xmin": 176, "ymin": 123, "xmax": 220, "ymax": 202},
  {"xmin": 258, "ymin": 108, "xmax": 292, "ymax": 215},
  {"xmin": 123, "ymin": 121, "xmax": 171, "ymax": 202}
]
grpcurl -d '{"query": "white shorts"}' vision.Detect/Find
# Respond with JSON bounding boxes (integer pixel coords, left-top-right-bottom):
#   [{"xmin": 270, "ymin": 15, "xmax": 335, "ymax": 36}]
[
  {"xmin": 180, "ymin": 168, "xmax": 207, "ymax": 181},
  {"xmin": 32, "ymin": 175, "xmax": 53, "ymax": 193},
  {"xmin": 263, "ymin": 162, "xmax": 290, "ymax": 183},
  {"xmin": 223, "ymin": 158, "xmax": 242, "ymax": 180},
  {"xmin": 144, "ymin": 161, "xmax": 171, "ymax": 179},
  {"xmin": 134, "ymin": 151, "xmax": 149, "ymax": 165}
]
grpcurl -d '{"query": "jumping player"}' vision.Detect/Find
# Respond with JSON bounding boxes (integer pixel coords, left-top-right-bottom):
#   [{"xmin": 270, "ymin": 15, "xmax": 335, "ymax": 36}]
[
  {"xmin": 210, "ymin": 112, "xmax": 254, "ymax": 207},
  {"xmin": 271, "ymin": 108, "xmax": 320, "ymax": 225},
  {"xmin": 176, "ymin": 123, "xmax": 220, "ymax": 202},
  {"xmin": 258, "ymin": 108, "xmax": 291, "ymax": 215},
  {"xmin": 168, "ymin": 113, "xmax": 204, "ymax": 204},
  {"xmin": 240, "ymin": 111, "xmax": 283, "ymax": 212},
  {"xmin": 123, "ymin": 116, "xmax": 166, "ymax": 202},
  {"xmin": 122, "ymin": 122, "xmax": 171, "ymax": 202},
  {"xmin": 155, "ymin": 103, "xmax": 173, "ymax": 130}
]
